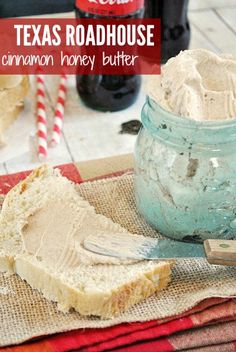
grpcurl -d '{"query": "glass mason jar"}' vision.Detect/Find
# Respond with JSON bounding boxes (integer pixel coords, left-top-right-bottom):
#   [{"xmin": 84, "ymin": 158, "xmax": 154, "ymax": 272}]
[{"xmin": 134, "ymin": 96, "xmax": 236, "ymax": 242}]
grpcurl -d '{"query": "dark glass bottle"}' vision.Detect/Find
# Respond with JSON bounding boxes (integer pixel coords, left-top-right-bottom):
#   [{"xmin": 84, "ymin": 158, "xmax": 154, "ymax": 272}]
[
  {"xmin": 145, "ymin": 0, "xmax": 190, "ymax": 63},
  {"xmin": 75, "ymin": 0, "xmax": 144, "ymax": 112}
]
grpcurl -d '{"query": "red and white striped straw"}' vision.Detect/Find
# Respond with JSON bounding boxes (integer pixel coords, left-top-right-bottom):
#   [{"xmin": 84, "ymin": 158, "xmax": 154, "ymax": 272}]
[
  {"xmin": 36, "ymin": 75, "xmax": 48, "ymax": 161},
  {"xmin": 51, "ymin": 74, "xmax": 67, "ymax": 147}
]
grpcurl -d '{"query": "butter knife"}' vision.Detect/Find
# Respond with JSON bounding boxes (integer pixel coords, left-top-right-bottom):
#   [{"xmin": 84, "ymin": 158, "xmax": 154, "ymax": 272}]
[{"xmin": 83, "ymin": 233, "xmax": 236, "ymax": 266}]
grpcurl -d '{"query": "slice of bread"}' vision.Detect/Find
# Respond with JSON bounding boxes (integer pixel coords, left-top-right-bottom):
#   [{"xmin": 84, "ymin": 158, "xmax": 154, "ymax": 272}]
[
  {"xmin": 0, "ymin": 75, "xmax": 23, "ymax": 89},
  {"xmin": 0, "ymin": 166, "xmax": 172, "ymax": 318},
  {"xmin": 0, "ymin": 104, "xmax": 24, "ymax": 147},
  {"xmin": 0, "ymin": 76, "xmax": 29, "ymax": 116},
  {"xmin": 0, "ymin": 76, "xmax": 29, "ymax": 145}
]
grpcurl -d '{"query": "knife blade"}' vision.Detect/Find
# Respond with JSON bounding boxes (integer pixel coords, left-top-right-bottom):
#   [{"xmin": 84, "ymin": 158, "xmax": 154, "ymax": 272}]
[{"xmin": 83, "ymin": 233, "xmax": 236, "ymax": 266}]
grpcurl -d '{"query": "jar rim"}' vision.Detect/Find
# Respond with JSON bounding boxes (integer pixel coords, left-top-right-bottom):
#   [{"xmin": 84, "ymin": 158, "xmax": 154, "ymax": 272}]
[{"xmin": 147, "ymin": 95, "xmax": 236, "ymax": 131}]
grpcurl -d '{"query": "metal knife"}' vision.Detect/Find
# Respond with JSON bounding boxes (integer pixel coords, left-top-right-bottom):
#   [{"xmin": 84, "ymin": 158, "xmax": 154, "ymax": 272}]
[{"xmin": 83, "ymin": 233, "xmax": 236, "ymax": 266}]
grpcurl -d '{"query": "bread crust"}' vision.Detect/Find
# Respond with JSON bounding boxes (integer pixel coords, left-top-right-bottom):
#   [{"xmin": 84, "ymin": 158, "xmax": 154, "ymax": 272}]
[{"xmin": 15, "ymin": 255, "xmax": 171, "ymax": 319}]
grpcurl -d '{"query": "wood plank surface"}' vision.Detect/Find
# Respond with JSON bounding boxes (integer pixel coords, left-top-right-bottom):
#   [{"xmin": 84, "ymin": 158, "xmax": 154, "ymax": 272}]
[
  {"xmin": 216, "ymin": 7, "xmax": 236, "ymax": 32},
  {"xmin": 189, "ymin": 0, "xmax": 236, "ymax": 10},
  {"xmin": 189, "ymin": 23, "xmax": 220, "ymax": 52},
  {"xmin": 189, "ymin": 9, "xmax": 236, "ymax": 53}
]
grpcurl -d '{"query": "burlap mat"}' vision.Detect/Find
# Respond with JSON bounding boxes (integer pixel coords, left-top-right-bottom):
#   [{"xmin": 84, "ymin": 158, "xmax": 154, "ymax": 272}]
[{"xmin": 1, "ymin": 173, "xmax": 236, "ymax": 347}]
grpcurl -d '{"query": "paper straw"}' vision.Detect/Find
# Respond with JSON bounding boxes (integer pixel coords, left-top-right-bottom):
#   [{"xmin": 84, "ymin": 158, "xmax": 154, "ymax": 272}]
[
  {"xmin": 51, "ymin": 74, "xmax": 67, "ymax": 147},
  {"xmin": 36, "ymin": 75, "xmax": 48, "ymax": 161}
]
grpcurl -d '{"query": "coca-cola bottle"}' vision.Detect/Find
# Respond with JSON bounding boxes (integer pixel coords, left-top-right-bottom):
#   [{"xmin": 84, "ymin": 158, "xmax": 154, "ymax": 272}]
[
  {"xmin": 75, "ymin": 0, "xmax": 144, "ymax": 112},
  {"xmin": 145, "ymin": 0, "xmax": 190, "ymax": 63}
]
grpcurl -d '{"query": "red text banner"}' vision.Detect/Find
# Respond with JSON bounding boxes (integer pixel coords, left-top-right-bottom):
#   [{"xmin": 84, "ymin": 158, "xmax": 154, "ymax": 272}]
[{"xmin": 0, "ymin": 18, "xmax": 160, "ymax": 75}]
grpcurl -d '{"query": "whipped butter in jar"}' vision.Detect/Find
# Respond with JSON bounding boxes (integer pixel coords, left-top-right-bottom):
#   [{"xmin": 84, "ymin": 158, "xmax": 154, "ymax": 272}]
[{"xmin": 134, "ymin": 49, "xmax": 236, "ymax": 242}]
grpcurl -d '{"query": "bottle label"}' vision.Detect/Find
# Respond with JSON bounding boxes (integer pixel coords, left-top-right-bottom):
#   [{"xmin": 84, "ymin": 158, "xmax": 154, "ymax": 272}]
[{"xmin": 76, "ymin": 0, "xmax": 144, "ymax": 16}]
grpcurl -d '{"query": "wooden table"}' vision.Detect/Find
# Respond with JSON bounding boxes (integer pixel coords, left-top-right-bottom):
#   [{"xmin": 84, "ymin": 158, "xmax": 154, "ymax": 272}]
[{"xmin": 0, "ymin": 0, "xmax": 236, "ymax": 175}]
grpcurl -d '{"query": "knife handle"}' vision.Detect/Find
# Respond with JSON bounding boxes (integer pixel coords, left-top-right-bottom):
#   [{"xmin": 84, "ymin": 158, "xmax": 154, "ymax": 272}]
[{"xmin": 204, "ymin": 240, "xmax": 236, "ymax": 266}]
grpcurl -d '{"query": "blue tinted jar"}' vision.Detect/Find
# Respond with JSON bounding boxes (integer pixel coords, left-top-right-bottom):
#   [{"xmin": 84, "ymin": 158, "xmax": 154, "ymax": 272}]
[{"xmin": 134, "ymin": 96, "xmax": 236, "ymax": 242}]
